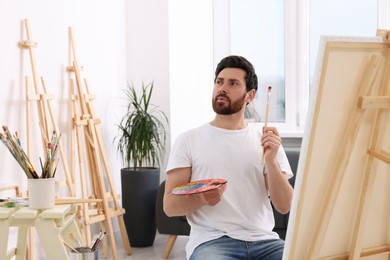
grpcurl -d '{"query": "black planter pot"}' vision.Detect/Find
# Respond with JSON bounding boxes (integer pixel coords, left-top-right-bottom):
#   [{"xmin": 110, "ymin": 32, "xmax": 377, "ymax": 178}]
[{"xmin": 121, "ymin": 167, "xmax": 160, "ymax": 247}]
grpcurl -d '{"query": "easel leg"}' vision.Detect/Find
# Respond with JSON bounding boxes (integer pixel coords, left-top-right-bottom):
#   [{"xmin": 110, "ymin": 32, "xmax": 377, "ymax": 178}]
[
  {"xmin": 118, "ymin": 215, "xmax": 131, "ymax": 255},
  {"xmin": 75, "ymin": 122, "xmax": 92, "ymax": 245},
  {"xmin": 99, "ymin": 220, "xmax": 109, "ymax": 257},
  {"xmin": 105, "ymin": 216, "xmax": 118, "ymax": 259}
]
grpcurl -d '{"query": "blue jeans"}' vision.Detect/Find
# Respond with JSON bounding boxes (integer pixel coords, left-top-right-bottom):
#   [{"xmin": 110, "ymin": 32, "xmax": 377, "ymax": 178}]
[{"xmin": 189, "ymin": 236, "xmax": 285, "ymax": 260}]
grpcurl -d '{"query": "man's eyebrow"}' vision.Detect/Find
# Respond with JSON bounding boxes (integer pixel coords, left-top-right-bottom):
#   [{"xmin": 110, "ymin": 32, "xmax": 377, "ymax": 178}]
[
  {"xmin": 216, "ymin": 77, "xmax": 240, "ymax": 82},
  {"xmin": 229, "ymin": 79, "xmax": 240, "ymax": 82},
  {"xmin": 227, "ymin": 78, "xmax": 242, "ymax": 84}
]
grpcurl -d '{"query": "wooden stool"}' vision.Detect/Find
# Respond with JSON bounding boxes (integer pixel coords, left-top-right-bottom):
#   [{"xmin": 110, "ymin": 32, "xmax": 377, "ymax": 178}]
[{"xmin": 0, "ymin": 204, "xmax": 82, "ymax": 260}]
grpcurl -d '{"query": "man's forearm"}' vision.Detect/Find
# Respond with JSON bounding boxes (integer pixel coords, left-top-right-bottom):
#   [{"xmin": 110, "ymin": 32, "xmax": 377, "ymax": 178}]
[
  {"xmin": 163, "ymin": 192, "xmax": 205, "ymax": 217},
  {"xmin": 266, "ymin": 160, "xmax": 293, "ymax": 214}
]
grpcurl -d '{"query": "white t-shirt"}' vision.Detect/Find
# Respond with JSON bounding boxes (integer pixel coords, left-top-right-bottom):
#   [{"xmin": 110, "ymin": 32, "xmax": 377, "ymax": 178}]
[{"xmin": 166, "ymin": 123, "xmax": 293, "ymax": 258}]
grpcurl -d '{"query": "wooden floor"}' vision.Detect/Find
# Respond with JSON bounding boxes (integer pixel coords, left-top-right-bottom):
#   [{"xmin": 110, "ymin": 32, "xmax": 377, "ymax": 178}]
[{"xmin": 98, "ymin": 233, "xmax": 188, "ymax": 260}]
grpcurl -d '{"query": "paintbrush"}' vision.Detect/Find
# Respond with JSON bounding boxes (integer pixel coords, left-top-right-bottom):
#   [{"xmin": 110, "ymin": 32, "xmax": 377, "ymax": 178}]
[
  {"xmin": 62, "ymin": 239, "xmax": 78, "ymax": 252},
  {"xmin": 262, "ymin": 86, "xmax": 272, "ymax": 166},
  {"xmin": 52, "ymin": 159, "xmax": 59, "ymax": 178},
  {"xmin": 264, "ymin": 86, "xmax": 272, "ymax": 128},
  {"xmin": 41, "ymin": 130, "xmax": 61, "ymax": 178},
  {"xmin": 91, "ymin": 231, "xmax": 106, "ymax": 251},
  {"xmin": 0, "ymin": 127, "xmax": 37, "ymax": 178},
  {"xmin": 42, "ymin": 142, "xmax": 52, "ymax": 178},
  {"xmin": 15, "ymin": 133, "xmax": 39, "ymax": 178},
  {"xmin": 89, "ymin": 233, "xmax": 100, "ymax": 249}
]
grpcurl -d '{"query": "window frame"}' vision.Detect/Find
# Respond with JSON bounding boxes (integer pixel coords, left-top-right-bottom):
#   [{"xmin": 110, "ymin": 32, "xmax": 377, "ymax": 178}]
[
  {"xmin": 378, "ymin": 0, "xmax": 390, "ymax": 28},
  {"xmin": 213, "ymin": 0, "xmax": 309, "ymax": 137}
]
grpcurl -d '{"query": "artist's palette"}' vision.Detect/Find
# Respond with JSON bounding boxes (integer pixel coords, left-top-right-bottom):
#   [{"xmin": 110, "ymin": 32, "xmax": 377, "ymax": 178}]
[{"xmin": 171, "ymin": 178, "xmax": 227, "ymax": 195}]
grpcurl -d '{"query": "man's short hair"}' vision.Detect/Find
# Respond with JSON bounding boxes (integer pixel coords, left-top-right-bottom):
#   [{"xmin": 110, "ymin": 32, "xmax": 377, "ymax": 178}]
[{"xmin": 214, "ymin": 55, "xmax": 258, "ymax": 92}]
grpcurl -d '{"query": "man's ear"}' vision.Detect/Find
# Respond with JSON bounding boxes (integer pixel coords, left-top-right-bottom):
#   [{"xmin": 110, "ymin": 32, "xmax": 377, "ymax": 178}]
[{"xmin": 247, "ymin": 89, "xmax": 256, "ymax": 103}]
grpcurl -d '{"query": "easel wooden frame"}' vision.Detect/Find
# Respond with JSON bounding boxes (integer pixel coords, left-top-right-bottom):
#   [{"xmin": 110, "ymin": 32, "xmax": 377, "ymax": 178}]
[
  {"xmin": 20, "ymin": 19, "xmax": 75, "ymax": 196},
  {"xmin": 19, "ymin": 18, "xmax": 76, "ymax": 260},
  {"xmin": 284, "ymin": 32, "xmax": 390, "ymax": 259},
  {"xmin": 67, "ymin": 27, "xmax": 131, "ymax": 260}
]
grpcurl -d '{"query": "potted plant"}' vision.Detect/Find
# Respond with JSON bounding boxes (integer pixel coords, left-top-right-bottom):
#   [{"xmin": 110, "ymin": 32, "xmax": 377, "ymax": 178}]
[{"xmin": 115, "ymin": 81, "xmax": 168, "ymax": 247}]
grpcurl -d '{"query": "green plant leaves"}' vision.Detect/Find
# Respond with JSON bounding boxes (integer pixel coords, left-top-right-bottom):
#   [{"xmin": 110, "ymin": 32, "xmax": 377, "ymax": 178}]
[{"xmin": 115, "ymin": 81, "xmax": 168, "ymax": 170}]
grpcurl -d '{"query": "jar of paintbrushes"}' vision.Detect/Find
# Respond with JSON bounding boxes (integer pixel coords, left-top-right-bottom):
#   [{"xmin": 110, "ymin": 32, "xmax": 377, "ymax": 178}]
[
  {"xmin": 68, "ymin": 231, "xmax": 105, "ymax": 260},
  {"xmin": 0, "ymin": 126, "xmax": 60, "ymax": 209}
]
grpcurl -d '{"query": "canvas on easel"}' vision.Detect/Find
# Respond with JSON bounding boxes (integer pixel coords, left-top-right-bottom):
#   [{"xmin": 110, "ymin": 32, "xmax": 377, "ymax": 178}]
[{"xmin": 284, "ymin": 32, "xmax": 390, "ymax": 259}]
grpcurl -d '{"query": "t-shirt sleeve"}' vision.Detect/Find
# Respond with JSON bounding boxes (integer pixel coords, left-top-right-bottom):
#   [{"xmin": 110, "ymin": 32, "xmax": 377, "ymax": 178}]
[
  {"xmin": 265, "ymin": 146, "xmax": 294, "ymax": 179},
  {"xmin": 166, "ymin": 133, "xmax": 192, "ymax": 174}
]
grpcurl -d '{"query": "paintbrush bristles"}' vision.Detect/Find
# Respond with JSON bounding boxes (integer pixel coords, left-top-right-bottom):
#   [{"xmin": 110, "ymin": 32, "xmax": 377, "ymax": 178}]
[
  {"xmin": 41, "ymin": 130, "xmax": 60, "ymax": 178},
  {"xmin": 0, "ymin": 126, "xmax": 60, "ymax": 179},
  {"xmin": 1, "ymin": 125, "xmax": 37, "ymax": 178}
]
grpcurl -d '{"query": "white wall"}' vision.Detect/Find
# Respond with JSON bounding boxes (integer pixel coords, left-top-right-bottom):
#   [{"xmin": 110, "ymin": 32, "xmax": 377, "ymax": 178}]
[
  {"xmin": 125, "ymin": 0, "xmax": 171, "ymax": 175},
  {"xmin": 0, "ymin": 0, "xmax": 129, "ymax": 257},
  {"xmin": 124, "ymin": 0, "xmax": 213, "ymax": 176},
  {"xmin": 0, "ymin": 0, "xmax": 129, "ymax": 190},
  {"xmin": 169, "ymin": 0, "xmax": 214, "ymax": 142}
]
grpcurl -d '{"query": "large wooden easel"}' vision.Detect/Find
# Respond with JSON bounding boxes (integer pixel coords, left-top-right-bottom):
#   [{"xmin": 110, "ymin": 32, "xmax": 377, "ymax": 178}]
[
  {"xmin": 66, "ymin": 27, "xmax": 131, "ymax": 260},
  {"xmin": 284, "ymin": 31, "xmax": 390, "ymax": 259},
  {"xmin": 19, "ymin": 18, "xmax": 76, "ymax": 260},
  {"xmin": 19, "ymin": 18, "xmax": 131, "ymax": 259},
  {"xmin": 19, "ymin": 19, "xmax": 75, "ymax": 197}
]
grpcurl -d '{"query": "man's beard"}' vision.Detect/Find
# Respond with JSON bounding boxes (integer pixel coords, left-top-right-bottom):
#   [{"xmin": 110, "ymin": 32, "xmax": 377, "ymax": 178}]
[{"xmin": 212, "ymin": 93, "xmax": 247, "ymax": 115}]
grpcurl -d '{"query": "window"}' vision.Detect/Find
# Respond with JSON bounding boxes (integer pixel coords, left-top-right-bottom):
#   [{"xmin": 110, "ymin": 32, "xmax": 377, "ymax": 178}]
[
  {"xmin": 219, "ymin": 1, "xmax": 285, "ymax": 124},
  {"xmin": 309, "ymin": 0, "xmax": 378, "ymax": 85},
  {"xmin": 169, "ymin": 0, "xmax": 388, "ymax": 142},
  {"xmin": 213, "ymin": 0, "xmax": 383, "ymax": 136},
  {"xmin": 213, "ymin": 0, "xmax": 307, "ymax": 135}
]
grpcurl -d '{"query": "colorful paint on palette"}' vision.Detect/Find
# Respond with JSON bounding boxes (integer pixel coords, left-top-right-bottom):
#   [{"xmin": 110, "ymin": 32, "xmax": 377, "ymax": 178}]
[{"xmin": 171, "ymin": 178, "xmax": 227, "ymax": 195}]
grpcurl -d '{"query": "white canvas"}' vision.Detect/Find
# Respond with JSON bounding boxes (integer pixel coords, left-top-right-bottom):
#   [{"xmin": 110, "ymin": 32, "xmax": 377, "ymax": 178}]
[{"xmin": 284, "ymin": 35, "xmax": 390, "ymax": 259}]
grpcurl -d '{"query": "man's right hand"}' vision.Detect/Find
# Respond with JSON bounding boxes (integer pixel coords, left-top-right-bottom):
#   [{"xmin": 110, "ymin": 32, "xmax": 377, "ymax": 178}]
[{"xmin": 200, "ymin": 182, "xmax": 227, "ymax": 206}]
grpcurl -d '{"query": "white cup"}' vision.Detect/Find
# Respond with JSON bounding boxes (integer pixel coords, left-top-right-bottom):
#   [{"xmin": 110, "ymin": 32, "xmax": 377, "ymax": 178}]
[{"xmin": 28, "ymin": 178, "xmax": 58, "ymax": 209}]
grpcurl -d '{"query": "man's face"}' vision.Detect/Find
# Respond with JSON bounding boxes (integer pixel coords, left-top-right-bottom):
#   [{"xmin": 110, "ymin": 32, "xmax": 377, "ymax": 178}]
[{"xmin": 212, "ymin": 68, "xmax": 249, "ymax": 115}]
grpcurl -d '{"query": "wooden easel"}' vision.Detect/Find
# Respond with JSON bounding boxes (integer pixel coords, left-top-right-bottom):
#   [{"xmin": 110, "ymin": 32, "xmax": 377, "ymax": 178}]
[
  {"xmin": 305, "ymin": 55, "xmax": 386, "ymax": 259},
  {"xmin": 19, "ymin": 18, "xmax": 75, "ymax": 197},
  {"xmin": 285, "ymin": 31, "xmax": 390, "ymax": 259},
  {"xmin": 67, "ymin": 27, "xmax": 131, "ymax": 260},
  {"xmin": 346, "ymin": 30, "xmax": 390, "ymax": 260},
  {"xmin": 19, "ymin": 18, "xmax": 76, "ymax": 260}
]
